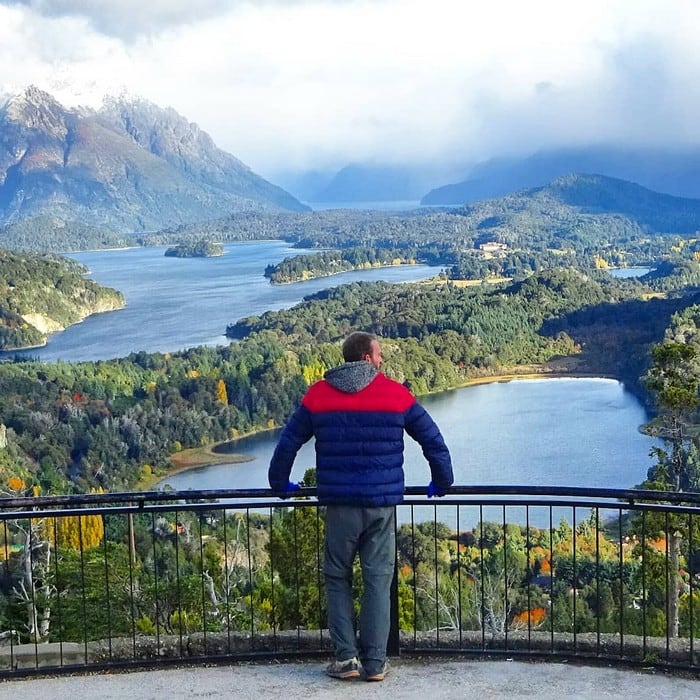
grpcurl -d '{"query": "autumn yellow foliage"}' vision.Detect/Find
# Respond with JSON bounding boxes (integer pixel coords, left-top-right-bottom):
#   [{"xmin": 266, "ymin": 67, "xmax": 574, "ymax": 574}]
[
  {"xmin": 302, "ymin": 359, "xmax": 327, "ymax": 386},
  {"xmin": 7, "ymin": 476, "xmax": 26, "ymax": 492},
  {"xmin": 216, "ymin": 378, "xmax": 228, "ymax": 404},
  {"xmin": 50, "ymin": 513, "xmax": 105, "ymax": 551}
]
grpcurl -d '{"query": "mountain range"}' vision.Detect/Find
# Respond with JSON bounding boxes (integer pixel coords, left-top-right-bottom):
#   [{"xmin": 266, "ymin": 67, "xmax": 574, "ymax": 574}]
[
  {"xmin": 282, "ymin": 145, "xmax": 700, "ymax": 206},
  {"xmin": 0, "ymin": 86, "xmax": 308, "ymax": 233},
  {"xmin": 4, "ymin": 85, "xmax": 700, "ymax": 233},
  {"xmin": 422, "ymin": 145, "xmax": 700, "ymax": 205}
]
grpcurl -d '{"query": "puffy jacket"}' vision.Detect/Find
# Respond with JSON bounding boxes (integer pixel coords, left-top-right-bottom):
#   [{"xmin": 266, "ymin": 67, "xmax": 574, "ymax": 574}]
[{"xmin": 268, "ymin": 361, "xmax": 453, "ymax": 506}]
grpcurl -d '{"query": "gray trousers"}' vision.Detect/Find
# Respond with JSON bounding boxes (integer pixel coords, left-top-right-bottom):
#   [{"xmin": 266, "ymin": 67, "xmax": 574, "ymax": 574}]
[{"xmin": 323, "ymin": 505, "xmax": 395, "ymax": 675}]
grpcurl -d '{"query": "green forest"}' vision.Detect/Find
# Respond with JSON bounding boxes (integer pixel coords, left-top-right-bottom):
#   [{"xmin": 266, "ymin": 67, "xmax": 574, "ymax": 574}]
[
  {"xmin": 5, "ymin": 168, "xmax": 700, "ymax": 496},
  {"xmin": 0, "ymin": 263, "xmax": 697, "ymax": 499},
  {"xmin": 3, "ymin": 172, "xmax": 700, "ymax": 650}
]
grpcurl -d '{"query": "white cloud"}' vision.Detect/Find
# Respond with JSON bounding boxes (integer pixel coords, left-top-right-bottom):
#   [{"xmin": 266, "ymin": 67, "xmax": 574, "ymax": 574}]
[
  {"xmin": 2, "ymin": 0, "xmax": 241, "ymax": 40},
  {"xmin": 2, "ymin": 0, "xmax": 700, "ymax": 179}
]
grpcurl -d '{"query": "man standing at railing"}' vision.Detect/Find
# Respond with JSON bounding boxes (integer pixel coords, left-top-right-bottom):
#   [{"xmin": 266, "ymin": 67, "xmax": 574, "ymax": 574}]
[{"xmin": 269, "ymin": 331, "xmax": 453, "ymax": 682}]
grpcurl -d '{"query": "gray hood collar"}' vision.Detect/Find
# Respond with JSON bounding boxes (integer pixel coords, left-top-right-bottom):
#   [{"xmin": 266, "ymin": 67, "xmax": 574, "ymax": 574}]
[{"xmin": 324, "ymin": 361, "xmax": 378, "ymax": 393}]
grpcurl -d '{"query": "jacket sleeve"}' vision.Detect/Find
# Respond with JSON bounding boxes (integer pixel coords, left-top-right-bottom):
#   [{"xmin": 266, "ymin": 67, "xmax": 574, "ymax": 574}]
[
  {"xmin": 268, "ymin": 404, "xmax": 314, "ymax": 491},
  {"xmin": 404, "ymin": 402, "xmax": 454, "ymax": 489}
]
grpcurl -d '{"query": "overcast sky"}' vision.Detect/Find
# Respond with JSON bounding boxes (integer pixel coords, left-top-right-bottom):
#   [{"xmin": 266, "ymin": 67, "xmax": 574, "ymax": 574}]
[{"xmin": 1, "ymin": 0, "xmax": 699, "ymax": 180}]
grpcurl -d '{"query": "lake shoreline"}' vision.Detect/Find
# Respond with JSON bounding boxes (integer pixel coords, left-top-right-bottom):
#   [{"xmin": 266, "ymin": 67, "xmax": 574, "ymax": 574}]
[
  {"xmin": 269, "ymin": 261, "xmax": 426, "ymax": 286},
  {"xmin": 147, "ymin": 365, "xmax": 617, "ymax": 488}
]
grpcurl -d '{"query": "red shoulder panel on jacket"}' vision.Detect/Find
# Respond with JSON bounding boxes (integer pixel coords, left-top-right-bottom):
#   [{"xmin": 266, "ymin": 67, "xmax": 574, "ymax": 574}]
[{"xmin": 302, "ymin": 374, "xmax": 415, "ymax": 413}]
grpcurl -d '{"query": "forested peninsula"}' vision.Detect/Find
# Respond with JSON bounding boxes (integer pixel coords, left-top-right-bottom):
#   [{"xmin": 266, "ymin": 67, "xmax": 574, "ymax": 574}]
[
  {"xmin": 0, "ymin": 249, "xmax": 124, "ymax": 350},
  {"xmin": 265, "ymin": 247, "xmax": 418, "ymax": 283}
]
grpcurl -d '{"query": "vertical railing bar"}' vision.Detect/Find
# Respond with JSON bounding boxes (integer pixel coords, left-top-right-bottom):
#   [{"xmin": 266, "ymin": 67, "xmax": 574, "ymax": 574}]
[
  {"xmin": 689, "ymin": 512, "xmax": 695, "ymax": 663},
  {"xmin": 27, "ymin": 514, "xmax": 38, "ymax": 668},
  {"xmin": 2, "ymin": 520, "xmax": 15, "ymax": 666},
  {"xmin": 502, "ymin": 504, "xmax": 508, "ymax": 651},
  {"xmin": 315, "ymin": 505, "xmax": 324, "ymax": 648},
  {"xmin": 572, "ymin": 506, "xmax": 577, "ymax": 655},
  {"xmin": 100, "ymin": 513, "xmax": 112, "ymax": 662},
  {"xmin": 642, "ymin": 509, "xmax": 647, "ymax": 661},
  {"xmin": 595, "ymin": 507, "xmax": 601, "ymax": 655},
  {"xmin": 618, "ymin": 508, "xmax": 624, "ymax": 659},
  {"xmin": 433, "ymin": 503, "xmax": 439, "ymax": 647},
  {"xmin": 247, "ymin": 507, "xmax": 256, "ymax": 646},
  {"xmin": 411, "ymin": 504, "xmax": 417, "ymax": 650},
  {"xmin": 267, "ymin": 506, "xmax": 274, "ymax": 646},
  {"xmin": 78, "ymin": 513, "xmax": 88, "ymax": 664},
  {"xmin": 174, "ymin": 508, "xmax": 183, "ymax": 657},
  {"xmin": 293, "ymin": 507, "xmax": 301, "ymax": 647},
  {"xmin": 222, "ymin": 511, "xmax": 231, "ymax": 653},
  {"xmin": 151, "ymin": 511, "xmax": 162, "ymax": 652},
  {"xmin": 51, "ymin": 514, "xmax": 64, "ymax": 667},
  {"xmin": 549, "ymin": 506, "xmax": 554, "ymax": 654},
  {"xmin": 127, "ymin": 511, "xmax": 137, "ymax": 660},
  {"xmin": 244, "ymin": 509, "xmax": 253, "ymax": 646},
  {"xmin": 665, "ymin": 511, "xmax": 670, "ymax": 663},
  {"xmin": 526, "ymin": 506, "xmax": 531, "ymax": 652},
  {"xmin": 198, "ymin": 512, "xmax": 208, "ymax": 653},
  {"xmin": 480, "ymin": 505, "xmax": 485, "ymax": 651},
  {"xmin": 456, "ymin": 504, "xmax": 463, "ymax": 649}
]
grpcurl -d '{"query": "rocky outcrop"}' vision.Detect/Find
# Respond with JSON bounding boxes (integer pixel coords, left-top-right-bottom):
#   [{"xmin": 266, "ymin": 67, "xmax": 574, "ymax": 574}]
[
  {"xmin": 19, "ymin": 313, "xmax": 63, "ymax": 335},
  {"xmin": 20, "ymin": 294, "xmax": 124, "ymax": 336}
]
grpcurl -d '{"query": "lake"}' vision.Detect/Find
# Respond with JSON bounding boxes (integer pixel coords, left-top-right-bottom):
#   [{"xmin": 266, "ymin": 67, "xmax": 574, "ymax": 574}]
[
  {"xmin": 608, "ymin": 267, "xmax": 652, "ymax": 279},
  {"xmin": 5, "ymin": 242, "xmax": 439, "ymax": 362},
  {"xmin": 159, "ymin": 377, "xmax": 658, "ymax": 496}
]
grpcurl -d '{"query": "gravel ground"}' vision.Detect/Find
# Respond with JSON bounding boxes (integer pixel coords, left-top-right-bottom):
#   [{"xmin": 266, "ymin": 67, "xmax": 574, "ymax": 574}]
[{"xmin": 2, "ymin": 657, "xmax": 700, "ymax": 700}]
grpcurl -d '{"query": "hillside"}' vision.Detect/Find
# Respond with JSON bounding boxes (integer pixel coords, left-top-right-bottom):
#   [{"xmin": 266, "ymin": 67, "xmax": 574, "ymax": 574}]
[
  {"xmin": 0, "ymin": 86, "xmax": 308, "ymax": 236},
  {"xmin": 451, "ymin": 173, "xmax": 700, "ymax": 249},
  {"xmin": 150, "ymin": 173, "xmax": 700, "ymax": 253},
  {"xmin": 0, "ymin": 248, "xmax": 124, "ymax": 350},
  {"xmin": 0, "ymin": 216, "xmax": 127, "ymax": 253}
]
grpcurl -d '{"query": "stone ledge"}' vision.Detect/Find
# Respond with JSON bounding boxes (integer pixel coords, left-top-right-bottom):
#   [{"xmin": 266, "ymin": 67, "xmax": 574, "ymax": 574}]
[{"xmin": 1, "ymin": 630, "xmax": 698, "ymax": 672}]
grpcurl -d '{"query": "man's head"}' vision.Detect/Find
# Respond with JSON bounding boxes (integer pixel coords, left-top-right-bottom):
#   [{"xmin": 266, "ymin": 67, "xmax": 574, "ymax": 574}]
[{"xmin": 342, "ymin": 331, "xmax": 382, "ymax": 369}]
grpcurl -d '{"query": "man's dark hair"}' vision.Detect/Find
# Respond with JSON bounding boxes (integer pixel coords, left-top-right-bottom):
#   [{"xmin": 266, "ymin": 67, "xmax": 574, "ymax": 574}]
[{"xmin": 342, "ymin": 331, "xmax": 376, "ymax": 362}]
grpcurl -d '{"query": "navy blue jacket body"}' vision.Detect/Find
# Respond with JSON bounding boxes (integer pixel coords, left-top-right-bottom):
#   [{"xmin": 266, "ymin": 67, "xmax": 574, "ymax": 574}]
[{"xmin": 268, "ymin": 366, "xmax": 453, "ymax": 506}]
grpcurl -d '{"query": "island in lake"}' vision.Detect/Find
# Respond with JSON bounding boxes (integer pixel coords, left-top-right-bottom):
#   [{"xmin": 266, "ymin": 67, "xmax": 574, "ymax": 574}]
[{"xmin": 164, "ymin": 241, "xmax": 224, "ymax": 258}]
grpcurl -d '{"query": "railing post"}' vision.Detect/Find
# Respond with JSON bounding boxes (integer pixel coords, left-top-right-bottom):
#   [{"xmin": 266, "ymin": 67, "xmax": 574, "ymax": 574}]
[{"xmin": 388, "ymin": 507, "xmax": 400, "ymax": 656}]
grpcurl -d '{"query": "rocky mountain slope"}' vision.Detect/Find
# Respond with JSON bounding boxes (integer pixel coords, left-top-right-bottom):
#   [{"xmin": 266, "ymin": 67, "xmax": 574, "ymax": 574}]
[{"xmin": 0, "ymin": 86, "xmax": 308, "ymax": 234}]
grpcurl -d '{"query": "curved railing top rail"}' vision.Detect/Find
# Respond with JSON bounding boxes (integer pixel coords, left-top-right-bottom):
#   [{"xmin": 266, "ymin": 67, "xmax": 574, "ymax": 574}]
[{"xmin": 1, "ymin": 484, "xmax": 700, "ymax": 511}]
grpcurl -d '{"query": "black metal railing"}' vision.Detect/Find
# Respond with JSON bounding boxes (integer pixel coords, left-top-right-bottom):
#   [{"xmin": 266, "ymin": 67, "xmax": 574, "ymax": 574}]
[{"xmin": 1, "ymin": 485, "xmax": 700, "ymax": 678}]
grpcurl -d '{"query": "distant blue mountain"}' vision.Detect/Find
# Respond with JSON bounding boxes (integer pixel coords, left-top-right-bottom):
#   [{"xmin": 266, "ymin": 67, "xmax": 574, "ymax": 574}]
[
  {"xmin": 307, "ymin": 163, "xmax": 457, "ymax": 204},
  {"xmin": 421, "ymin": 146, "xmax": 700, "ymax": 204}
]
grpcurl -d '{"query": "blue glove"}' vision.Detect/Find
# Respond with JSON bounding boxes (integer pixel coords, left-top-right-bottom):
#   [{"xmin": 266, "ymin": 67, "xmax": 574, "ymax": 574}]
[
  {"xmin": 281, "ymin": 481, "xmax": 301, "ymax": 499},
  {"xmin": 427, "ymin": 481, "xmax": 446, "ymax": 498}
]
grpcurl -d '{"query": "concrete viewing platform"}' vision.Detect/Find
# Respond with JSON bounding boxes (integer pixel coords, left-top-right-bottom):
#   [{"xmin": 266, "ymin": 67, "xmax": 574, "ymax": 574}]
[{"xmin": 2, "ymin": 657, "xmax": 700, "ymax": 699}]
